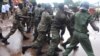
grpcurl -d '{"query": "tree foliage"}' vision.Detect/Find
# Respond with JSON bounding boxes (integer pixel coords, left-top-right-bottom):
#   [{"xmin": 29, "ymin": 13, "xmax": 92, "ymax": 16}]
[
  {"xmin": 64, "ymin": 0, "xmax": 74, "ymax": 6},
  {"xmin": 64, "ymin": 0, "xmax": 81, "ymax": 7}
]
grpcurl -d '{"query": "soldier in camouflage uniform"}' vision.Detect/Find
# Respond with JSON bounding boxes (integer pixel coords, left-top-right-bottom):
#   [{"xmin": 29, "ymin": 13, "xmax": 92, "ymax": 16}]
[
  {"xmin": 21, "ymin": 4, "xmax": 29, "ymax": 27},
  {"xmin": 2, "ymin": 7, "xmax": 29, "ymax": 45},
  {"xmin": 26, "ymin": 4, "xmax": 34, "ymax": 33},
  {"xmin": 22, "ymin": 5, "xmax": 52, "ymax": 55},
  {"xmin": 26, "ymin": 2, "xmax": 37, "ymax": 33},
  {"xmin": 33, "ymin": 4, "xmax": 44, "ymax": 41},
  {"xmin": 46, "ymin": 3, "xmax": 69, "ymax": 56},
  {"xmin": 63, "ymin": 2, "xmax": 99, "ymax": 56},
  {"xmin": 21, "ymin": 3, "xmax": 35, "ymax": 33},
  {"xmin": 61, "ymin": 7, "xmax": 79, "ymax": 49}
]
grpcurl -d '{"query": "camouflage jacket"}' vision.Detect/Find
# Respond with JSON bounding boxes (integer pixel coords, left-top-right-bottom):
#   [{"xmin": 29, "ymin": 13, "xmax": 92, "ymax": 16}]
[{"xmin": 37, "ymin": 11, "xmax": 52, "ymax": 32}]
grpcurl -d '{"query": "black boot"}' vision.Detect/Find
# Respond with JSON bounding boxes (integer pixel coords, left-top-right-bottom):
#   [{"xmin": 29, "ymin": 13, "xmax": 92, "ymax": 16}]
[
  {"xmin": 0, "ymin": 33, "xmax": 4, "ymax": 39},
  {"xmin": 45, "ymin": 36, "xmax": 51, "ymax": 44},
  {"xmin": 60, "ymin": 37, "xmax": 64, "ymax": 41},
  {"xmin": 46, "ymin": 52, "xmax": 58, "ymax": 56},
  {"xmin": 2, "ymin": 38, "xmax": 9, "ymax": 45},
  {"xmin": 22, "ymin": 46, "xmax": 32, "ymax": 54},
  {"xmin": 54, "ymin": 53, "xmax": 58, "ymax": 56},
  {"xmin": 26, "ymin": 28, "xmax": 31, "ymax": 33},
  {"xmin": 36, "ymin": 47, "xmax": 44, "ymax": 56},
  {"xmin": 0, "ymin": 33, "xmax": 9, "ymax": 45},
  {"xmin": 55, "ymin": 47, "xmax": 62, "ymax": 52},
  {"xmin": 23, "ymin": 35, "xmax": 29, "ymax": 40},
  {"xmin": 61, "ymin": 43, "xmax": 67, "ymax": 49},
  {"xmin": 22, "ymin": 44, "xmax": 40, "ymax": 54},
  {"xmin": 61, "ymin": 41, "xmax": 69, "ymax": 49},
  {"xmin": 73, "ymin": 46, "xmax": 79, "ymax": 50},
  {"xmin": 33, "ymin": 33, "xmax": 38, "ymax": 42}
]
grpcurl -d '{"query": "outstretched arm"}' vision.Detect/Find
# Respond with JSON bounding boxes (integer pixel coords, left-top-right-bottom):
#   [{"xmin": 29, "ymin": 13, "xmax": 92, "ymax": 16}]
[{"xmin": 90, "ymin": 20, "xmax": 99, "ymax": 32}]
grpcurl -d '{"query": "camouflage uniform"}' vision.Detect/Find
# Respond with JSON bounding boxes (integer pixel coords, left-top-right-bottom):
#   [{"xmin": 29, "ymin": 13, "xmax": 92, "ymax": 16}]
[
  {"xmin": 60, "ymin": 11, "xmax": 73, "ymax": 40},
  {"xmin": 3, "ymin": 8, "xmax": 29, "ymax": 42},
  {"xmin": 6, "ymin": 16, "xmax": 26, "ymax": 38},
  {"xmin": 32, "ymin": 10, "xmax": 52, "ymax": 48},
  {"xmin": 33, "ymin": 6, "xmax": 44, "ymax": 41},
  {"xmin": 63, "ymin": 10, "xmax": 99, "ymax": 56},
  {"xmin": 28, "ymin": 10, "xmax": 52, "ymax": 55},
  {"xmin": 21, "ymin": 5, "xmax": 29, "ymax": 27},
  {"xmin": 26, "ymin": 4, "xmax": 35, "ymax": 33},
  {"xmin": 47, "ymin": 9, "xmax": 68, "ymax": 56},
  {"xmin": 61, "ymin": 13, "xmax": 78, "ymax": 49},
  {"xmin": 61, "ymin": 6, "xmax": 79, "ymax": 49},
  {"xmin": 22, "ymin": 5, "xmax": 53, "ymax": 54}
]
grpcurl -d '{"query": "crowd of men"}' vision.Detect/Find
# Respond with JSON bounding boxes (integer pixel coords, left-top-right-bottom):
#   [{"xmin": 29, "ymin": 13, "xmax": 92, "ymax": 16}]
[{"xmin": 0, "ymin": 0, "xmax": 100, "ymax": 56}]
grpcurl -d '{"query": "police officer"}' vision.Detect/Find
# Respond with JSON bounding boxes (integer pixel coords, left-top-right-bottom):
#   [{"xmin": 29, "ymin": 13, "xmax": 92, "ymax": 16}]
[{"xmin": 63, "ymin": 2, "xmax": 99, "ymax": 56}]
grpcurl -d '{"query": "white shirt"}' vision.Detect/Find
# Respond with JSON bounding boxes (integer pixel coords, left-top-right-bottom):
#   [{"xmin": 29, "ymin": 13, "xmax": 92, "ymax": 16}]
[
  {"xmin": 1, "ymin": 5, "xmax": 6, "ymax": 13},
  {"xmin": 5, "ymin": 4, "xmax": 10, "ymax": 11}
]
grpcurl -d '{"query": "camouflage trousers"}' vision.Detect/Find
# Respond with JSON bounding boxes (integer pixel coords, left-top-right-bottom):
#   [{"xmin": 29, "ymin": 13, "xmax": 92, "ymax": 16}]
[
  {"xmin": 63, "ymin": 31, "xmax": 95, "ymax": 56},
  {"xmin": 32, "ymin": 31, "xmax": 47, "ymax": 48},
  {"xmin": 47, "ymin": 27, "xmax": 60, "ymax": 56}
]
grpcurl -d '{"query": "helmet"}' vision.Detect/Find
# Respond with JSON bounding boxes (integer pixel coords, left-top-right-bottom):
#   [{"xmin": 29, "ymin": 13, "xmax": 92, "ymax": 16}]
[
  {"xmin": 37, "ymin": 4, "xmax": 41, "ymax": 7},
  {"xmin": 80, "ymin": 2, "xmax": 89, "ymax": 10}
]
